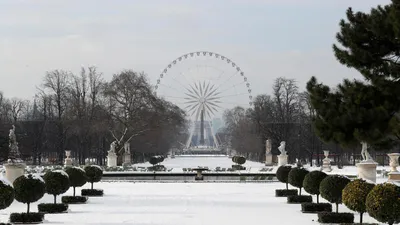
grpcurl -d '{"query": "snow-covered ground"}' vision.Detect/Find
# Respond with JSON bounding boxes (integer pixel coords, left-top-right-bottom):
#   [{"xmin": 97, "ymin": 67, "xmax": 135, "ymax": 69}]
[{"xmin": 0, "ymin": 181, "xmax": 383, "ymax": 225}]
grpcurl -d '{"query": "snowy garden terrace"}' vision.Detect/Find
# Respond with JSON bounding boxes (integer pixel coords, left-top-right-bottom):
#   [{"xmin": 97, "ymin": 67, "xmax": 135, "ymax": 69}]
[{"xmin": 1, "ymin": 155, "xmax": 392, "ymax": 181}]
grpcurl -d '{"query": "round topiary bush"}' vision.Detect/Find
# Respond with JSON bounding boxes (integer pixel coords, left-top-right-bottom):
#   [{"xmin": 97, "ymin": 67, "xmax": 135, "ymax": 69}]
[
  {"xmin": 64, "ymin": 167, "xmax": 87, "ymax": 197},
  {"xmin": 0, "ymin": 177, "xmax": 14, "ymax": 210},
  {"xmin": 81, "ymin": 165, "xmax": 104, "ymax": 197},
  {"xmin": 342, "ymin": 179, "xmax": 374, "ymax": 224},
  {"xmin": 288, "ymin": 167, "xmax": 309, "ymax": 195},
  {"xmin": 43, "ymin": 170, "xmax": 70, "ymax": 204},
  {"xmin": 303, "ymin": 170, "xmax": 327, "ymax": 203},
  {"xmin": 276, "ymin": 166, "xmax": 292, "ymax": 190},
  {"xmin": 13, "ymin": 174, "xmax": 46, "ymax": 213},
  {"xmin": 366, "ymin": 183, "xmax": 400, "ymax": 225},
  {"xmin": 319, "ymin": 175, "xmax": 350, "ymax": 213},
  {"xmin": 84, "ymin": 165, "xmax": 103, "ymax": 190}
]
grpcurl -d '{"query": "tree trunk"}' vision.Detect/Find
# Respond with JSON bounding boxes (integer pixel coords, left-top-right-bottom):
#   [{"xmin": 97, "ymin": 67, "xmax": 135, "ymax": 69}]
[
  {"xmin": 360, "ymin": 212, "xmax": 363, "ymax": 224},
  {"xmin": 91, "ymin": 182, "xmax": 93, "ymax": 190},
  {"xmin": 54, "ymin": 194, "xmax": 57, "ymax": 204},
  {"xmin": 316, "ymin": 194, "xmax": 319, "ymax": 204},
  {"xmin": 73, "ymin": 187, "xmax": 76, "ymax": 196},
  {"xmin": 286, "ymin": 182, "xmax": 288, "ymax": 190},
  {"xmin": 299, "ymin": 188, "xmax": 302, "ymax": 195},
  {"xmin": 336, "ymin": 203, "xmax": 339, "ymax": 213},
  {"xmin": 27, "ymin": 202, "xmax": 30, "ymax": 214}
]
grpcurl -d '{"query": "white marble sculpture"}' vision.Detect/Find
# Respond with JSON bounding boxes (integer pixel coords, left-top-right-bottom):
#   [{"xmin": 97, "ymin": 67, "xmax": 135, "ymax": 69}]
[
  {"xmin": 277, "ymin": 141, "xmax": 288, "ymax": 166},
  {"xmin": 107, "ymin": 141, "xmax": 118, "ymax": 167},
  {"xmin": 387, "ymin": 153, "xmax": 400, "ymax": 181},
  {"xmin": 357, "ymin": 141, "xmax": 378, "ymax": 183},
  {"xmin": 265, "ymin": 139, "xmax": 272, "ymax": 155},
  {"xmin": 8, "ymin": 125, "xmax": 21, "ymax": 160},
  {"xmin": 123, "ymin": 142, "xmax": 132, "ymax": 166},
  {"xmin": 64, "ymin": 150, "xmax": 73, "ymax": 167},
  {"xmin": 265, "ymin": 139, "xmax": 273, "ymax": 166},
  {"xmin": 322, "ymin": 150, "xmax": 332, "ymax": 172},
  {"xmin": 124, "ymin": 142, "xmax": 130, "ymax": 154},
  {"xmin": 361, "ymin": 141, "xmax": 373, "ymax": 162},
  {"xmin": 5, "ymin": 125, "xmax": 26, "ymax": 184},
  {"xmin": 108, "ymin": 141, "xmax": 117, "ymax": 154},
  {"xmin": 278, "ymin": 141, "xmax": 287, "ymax": 155}
]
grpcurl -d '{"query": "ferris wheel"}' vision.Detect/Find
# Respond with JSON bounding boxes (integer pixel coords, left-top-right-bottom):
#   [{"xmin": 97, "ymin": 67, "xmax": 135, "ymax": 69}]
[{"xmin": 155, "ymin": 51, "xmax": 252, "ymax": 150}]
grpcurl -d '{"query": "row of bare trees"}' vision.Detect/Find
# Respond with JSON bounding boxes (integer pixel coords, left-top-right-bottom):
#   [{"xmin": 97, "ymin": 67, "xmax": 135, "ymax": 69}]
[
  {"xmin": 222, "ymin": 77, "xmax": 356, "ymax": 165},
  {"xmin": 0, "ymin": 67, "xmax": 187, "ymax": 165}
]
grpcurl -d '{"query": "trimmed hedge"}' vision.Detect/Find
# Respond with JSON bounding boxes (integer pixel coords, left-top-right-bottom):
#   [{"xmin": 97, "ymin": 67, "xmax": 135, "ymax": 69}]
[
  {"xmin": 319, "ymin": 175, "xmax": 350, "ymax": 213},
  {"xmin": 38, "ymin": 203, "xmax": 68, "ymax": 214},
  {"xmin": 64, "ymin": 167, "xmax": 87, "ymax": 197},
  {"xmin": 276, "ymin": 166, "xmax": 292, "ymax": 190},
  {"xmin": 149, "ymin": 156, "xmax": 164, "ymax": 165},
  {"xmin": 61, "ymin": 196, "xmax": 88, "ymax": 204},
  {"xmin": 43, "ymin": 170, "xmax": 70, "ymax": 204},
  {"xmin": 301, "ymin": 203, "xmax": 332, "ymax": 213},
  {"xmin": 342, "ymin": 179, "xmax": 375, "ymax": 224},
  {"xmin": 84, "ymin": 165, "xmax": 103, "ymax": 190},
  {"xmin": 13, "ymin": 174, "xmax": 46, "ymax": 214},
  {"xmin": 317, "ymin": 212, "xmax": 354, "ymax": 224},
  {"xmin": 81, "ymin": 189, "xmax": 104, "ymax": 196},
  {"xmin": 9, "ymin": 212, "xmax": 44, "ymax": 224},
  {"xmin": 287, "ymin": 195, "xmax": 312, "ymax": 204},
  {"xmin": 366, "ymin": 183, "xmax": 400, "ymax": 225},
  {"xmin": 288, "ymin": 167, "xmax": 309, "ymax": 195},
  {"xmin": 0, "ymin": 180, "xmax": 14, "ymax": 210},
  {"xmin": 303, "ymin": 170, "xmax": 327, "ymax": 203},
  {"xmin": 232, "ymin": 156, "xmax": 246, "ymax": 165},
  {"xmin": 232, "ymin": 165, "xmax": 246, "ymax": 171},
  {"xmin": 275, "ymin": 189, "xmax": 298, "ymax": 197}
]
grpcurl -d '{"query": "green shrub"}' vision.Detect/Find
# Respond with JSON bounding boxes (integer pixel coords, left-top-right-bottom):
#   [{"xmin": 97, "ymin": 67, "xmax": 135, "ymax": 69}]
[
  {"xmin": 288, "ymin": 167, "xmax": 309, "ymax": 195},
  {"xmin": 64, "ymin": 167, "xmax": 87, "ymax": 196},
  {"xmin": 81, "ymin": 189, "xmax": 103, "ymax": 196},
  {"xmin": 43, "ymin": 170, "xmax": 70, "ymax": 204},
  {"xmin": 13, "ymin": 174, "xmax": 46, "ymax": 213},
  {"xmin": 287, "ymin": 195, "xmax": 312, "ymax": 204},
  {"xmin": 303, "ymin": 170, "xmax": 327, "ymax": 203},
  {"xmin": 319, "ymin": 175, "xmax": 350, "ymax": 213},
  {"xmin": 9, "ymin": 213, "xmax": 44, "ymax": 224},
  {"xmin": 366, "ymin": 183, "xmax": 400, "ymax": 225},
  {"xmin": 232, "ymin": 156, "xmax": 246, "ymax": 165},
  {"xmin": 342, "ymin": 179, "xmax": 375, "ymax": 224},
  {"xmin": 301, "ymin": 203, "xmax": 332, "ymax": 213},
  {"xmin": 84, "ymin": 165, "xmax": 103, "ymax": 190},
  {"xmin": 61, "ymin": 196, "xmax": 88, "ymax": 204},
  {"xmin": 317, "ymin": 212, "xmax": 354, "ymax": 224},
  {"xmin": 37, "ymin": 203, "xmax": 68, "ymax": 214},
  {"xmin": 0, "ymin": 178, "xmax": 14, "ymax": 210},
  {"xmin": 276, "ymin": 166, "xmax": 292, "ymax": 190},
  {"xmin": 275, "ymin": 189, "xmax": 298, "ymax": 197}
]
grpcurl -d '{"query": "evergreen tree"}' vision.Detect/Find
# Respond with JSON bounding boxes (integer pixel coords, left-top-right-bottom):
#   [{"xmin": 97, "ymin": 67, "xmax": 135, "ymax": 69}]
[{"xmin": 306, "ymin": 0, "xmax": 400, "ymax": 150}]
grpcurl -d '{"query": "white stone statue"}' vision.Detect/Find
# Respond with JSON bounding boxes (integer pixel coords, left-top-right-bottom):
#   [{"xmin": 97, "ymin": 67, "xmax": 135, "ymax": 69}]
[
  {"xmin": 361, "ymin": 141, "xmax": 373, "ymax": 161},
  {"xmin": 265, "ymin": 139, "xmax": 272, "ymax": 155},
  {"xmin": 108, "ymin": 141, "xmax": 117, "ymax": 154},
  {"xmin": 8, "ymin": 125, "xmax": 21, "ymax": 159},
  {"xmin": 124, "ymin": 142, "xmax": 130, "ymax": 154},
  {"xmin": 278, "ymin": 141, "xmax": 286, "ymax": 156}
]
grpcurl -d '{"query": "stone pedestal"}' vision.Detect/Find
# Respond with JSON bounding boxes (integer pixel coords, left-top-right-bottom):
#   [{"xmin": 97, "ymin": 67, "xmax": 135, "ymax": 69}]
[
  {"xmin": 388, "ymin": 153, "xmax": 400, "ymax": 181},
  {"xmin": 265, "ymin": 154, "xmax": 273, "ymax": 166},
  {"xmin": 64, "ymin": 150, "xmax": 73, "ymax": 167},
  {"xmin": 107, "ymin": 152, "xmax": 117, "ymax": 167},
  {"xmin": 322, "ymin": 150, "xmax": 332, "ymax": 172},
  {"xmin": 356, "ymin": 161, "xmax": 378, "ymax": 183},
  {"xmin": 278, "ymin": 155, "xmax": 288, "ymax": 166},
  {"xmin": 123, "ymin": 153, "xmax": 131, "ymax": 166},
  {"xmin": 4, "ymin": 162, "xmax": 26, "ymax": 184}
]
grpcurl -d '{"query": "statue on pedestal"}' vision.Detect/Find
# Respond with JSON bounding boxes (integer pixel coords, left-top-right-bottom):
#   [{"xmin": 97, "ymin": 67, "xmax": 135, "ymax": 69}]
[
  {"xmin": 124, "ymin": 142, "xmax": 130, "ymax": 154},
  {"xmin": 361, "ymin": 141, "xmax": 373, "ymax": 162},
  {"xmin": 278, "ymin": 141, "xmax": 286, "ymax": 156}
]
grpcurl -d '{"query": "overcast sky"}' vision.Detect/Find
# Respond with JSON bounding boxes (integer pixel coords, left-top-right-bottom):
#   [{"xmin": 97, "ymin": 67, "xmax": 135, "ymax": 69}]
[{"xmin": 0, "ymin": 0, "xmax": 390, "ymax": 100}]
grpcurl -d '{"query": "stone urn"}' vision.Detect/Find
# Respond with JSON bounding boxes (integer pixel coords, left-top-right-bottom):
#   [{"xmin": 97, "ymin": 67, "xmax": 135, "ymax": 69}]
[
  {"xmin": 64, "ymin": 150, "xmax": 73, "ymax": 167},
  {"xmin": 323, "ymin": 150, "xmax": 329, "ymax": 160},
  {"xmin": 388, "ymin": 153, "xmax": 400, "ymax": 172}
]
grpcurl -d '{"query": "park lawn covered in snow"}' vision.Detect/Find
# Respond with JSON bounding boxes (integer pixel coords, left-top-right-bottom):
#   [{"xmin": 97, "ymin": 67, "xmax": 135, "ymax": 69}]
[{"xmin": 0, "ymin": 181, "xmax": 381, "ymax": 225}]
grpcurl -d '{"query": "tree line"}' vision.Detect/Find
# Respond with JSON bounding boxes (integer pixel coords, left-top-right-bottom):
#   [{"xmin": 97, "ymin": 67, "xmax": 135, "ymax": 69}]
[{"xmin": 0, "ymin": 68, "xmax": 187, "ymax": 165}]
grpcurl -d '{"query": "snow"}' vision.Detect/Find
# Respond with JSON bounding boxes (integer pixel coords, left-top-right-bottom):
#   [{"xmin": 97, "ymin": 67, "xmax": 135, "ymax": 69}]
[
  {"xmin": 0, "ymin": 181, "xmax": 384, "ymax": 225},
  {"xmin": 53, "ymin": 170, "xmax": 69, "ymax": 178},
  {"xmin": 0, "ymin": 175, "xmax": 12, "ymax": 187},
  {"xmin": 25, "ymin": 173, "xmax": 45, "ymax": 183}
]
